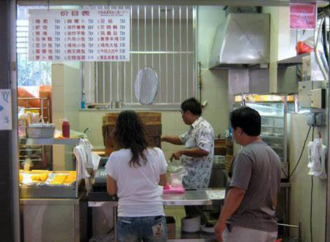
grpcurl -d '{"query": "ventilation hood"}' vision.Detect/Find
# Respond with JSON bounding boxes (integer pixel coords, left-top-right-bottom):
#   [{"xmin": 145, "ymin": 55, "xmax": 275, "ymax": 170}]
[{"xmin": 209, "ymin": 13, "xmax": 270, "ymax": 69}]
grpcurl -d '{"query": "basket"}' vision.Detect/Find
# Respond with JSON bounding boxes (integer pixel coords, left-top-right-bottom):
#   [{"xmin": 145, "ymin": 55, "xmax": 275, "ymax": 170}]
[{"xmin": 26, "ymin": 126, "xmax": 55, "ymax": 138}]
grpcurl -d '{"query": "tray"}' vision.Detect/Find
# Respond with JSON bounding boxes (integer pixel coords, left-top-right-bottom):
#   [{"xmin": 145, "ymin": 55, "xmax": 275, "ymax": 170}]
[
  {"xmin": 26, "ymin": 126, "xmax": 55, "ymax": 138},
  {"xmin": 20, "ymin": 171, "xmax": 80, "ymax": 198}
]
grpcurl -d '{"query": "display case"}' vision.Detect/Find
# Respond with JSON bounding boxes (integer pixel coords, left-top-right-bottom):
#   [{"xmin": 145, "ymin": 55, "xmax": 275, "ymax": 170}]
[
  {"xmin": 19, "ymin": 137, "xmax": 88, "ymax": 242},
  {"xmin": 19, "ymin": 138, "xmax": 81, "ymax": 198},
  {"xmin": 234, "ymin": 94, "xmax": 295, "ymax": 179}
]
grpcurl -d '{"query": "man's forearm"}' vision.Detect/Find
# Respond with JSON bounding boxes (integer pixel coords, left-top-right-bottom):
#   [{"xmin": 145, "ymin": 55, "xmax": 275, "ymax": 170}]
[
  {"xmin": 161, "ymin": 136, "xmax": 182, "ymax": 145},
  {"xmin": 218, "ymin": 187, "xmax": 246, "ymax": 224},
  {"xmin": 180, "ymin": 148, "xmax": 209, "ymax": 158}
]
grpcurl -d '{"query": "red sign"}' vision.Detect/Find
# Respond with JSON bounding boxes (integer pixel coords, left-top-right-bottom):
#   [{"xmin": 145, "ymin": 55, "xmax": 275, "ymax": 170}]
[{"xmin": 290, "ymin": 3, "xmax": 316, "ymax": 29}]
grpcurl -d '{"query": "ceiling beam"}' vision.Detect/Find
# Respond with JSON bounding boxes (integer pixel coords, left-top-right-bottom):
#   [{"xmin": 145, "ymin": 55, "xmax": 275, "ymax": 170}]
[
  {"xmin": 17, "ymin": 0, "xmax": 330, "ymax": 7},
  {"xmin": 17, "ymin": 0, "xmax": 293, "ymax": 7}
]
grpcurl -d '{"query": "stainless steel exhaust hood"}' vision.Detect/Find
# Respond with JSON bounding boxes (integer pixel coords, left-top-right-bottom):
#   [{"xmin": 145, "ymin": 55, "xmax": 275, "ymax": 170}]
[{"xmin": 209, "ymin": 13, "xmax": 270, "ymax": 69}]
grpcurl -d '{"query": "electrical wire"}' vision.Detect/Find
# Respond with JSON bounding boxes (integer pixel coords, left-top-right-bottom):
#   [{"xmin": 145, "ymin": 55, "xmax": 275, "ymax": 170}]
[
  {"xmin": 281, "ymin": 167, "xmax": 288, "ymax": 179},
  {"xmin": 310, "ymin": 175, "xmax": 314, "ymax": 242},
  {"xmin": 315, "ymin": 17, "xmax": 329, "ymax": 81},
  {"xmin": 321, "ymin": 19, "xmax": 328, "ymax": 63},
  {"xmin": 310, "ymin": 127, "xmax": 314, "ymax": 242},
  {"xmin": 289, "ymin": 126, "xmax": 312, "ymax": 179}
]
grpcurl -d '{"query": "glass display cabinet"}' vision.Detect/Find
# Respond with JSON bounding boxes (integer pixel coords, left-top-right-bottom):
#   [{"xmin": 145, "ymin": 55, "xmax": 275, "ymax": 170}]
[{"xmin": 234, "ymin": 94, "xmax": 295, "ymax": 179}]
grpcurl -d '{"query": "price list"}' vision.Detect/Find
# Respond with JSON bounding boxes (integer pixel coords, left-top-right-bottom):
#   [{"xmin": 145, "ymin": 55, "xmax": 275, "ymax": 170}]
[{"xmin": 28, "ymin": 9, "xmax": 130, "ymax": 62}]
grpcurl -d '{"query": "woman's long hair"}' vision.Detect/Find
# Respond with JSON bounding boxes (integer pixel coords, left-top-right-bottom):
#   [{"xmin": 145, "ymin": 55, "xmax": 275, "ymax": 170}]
[{"xmin": 113, "ymin": 110, "xmax": 149, "ymax": 167}]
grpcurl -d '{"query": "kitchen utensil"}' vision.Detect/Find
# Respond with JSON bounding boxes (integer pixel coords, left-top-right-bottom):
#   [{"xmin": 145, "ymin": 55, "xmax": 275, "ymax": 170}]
[{"xmin": 134, "ymin": 67, "xmax": 158, "ymax": 105}]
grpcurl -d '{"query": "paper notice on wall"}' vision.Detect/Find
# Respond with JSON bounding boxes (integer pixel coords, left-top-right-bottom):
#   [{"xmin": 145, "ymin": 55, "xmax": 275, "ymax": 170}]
[
  {"xmin": 0, "ymin": 89, "xmax": 12, "ymax": 130},
  {"xmin": 28, "ymin": 9, "xmax": 130, "ymax": 62}
]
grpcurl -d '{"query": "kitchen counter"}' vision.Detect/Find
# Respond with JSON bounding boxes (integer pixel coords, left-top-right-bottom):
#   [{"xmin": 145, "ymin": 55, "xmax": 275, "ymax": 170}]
[
  {"xmin": 21, "ymin": 194, "xmax": 85, "ymax": 242},
  {"xmin": 87, "ymin": 189, "xmax": 225, "ymax": 242},
  {"xmin": 88, "ymin": 188, "xmax": 226, "ymax": 207},
  {"xmin": 87, "ymin": 185, "xmax": 290, "ymax": 241}
]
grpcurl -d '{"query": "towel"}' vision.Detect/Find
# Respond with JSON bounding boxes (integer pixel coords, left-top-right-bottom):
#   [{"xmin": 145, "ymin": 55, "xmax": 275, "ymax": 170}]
[
  {"xmin": 73, "ymin": 144, "xmax": 90, "ymax": 180},
  {"xmin": 74, "ymin": 139, "xmax": 101, "ymax": 181}
]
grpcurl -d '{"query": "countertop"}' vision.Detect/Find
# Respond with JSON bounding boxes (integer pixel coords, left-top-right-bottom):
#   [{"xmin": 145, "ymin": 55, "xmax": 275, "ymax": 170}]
[
  {"xmin": 88, "ymin": 183, "xmax": 290, "ymax": 206},
  {"xmin": 88, "ymin": 188, "xmax": 226, "ymax": 207}
]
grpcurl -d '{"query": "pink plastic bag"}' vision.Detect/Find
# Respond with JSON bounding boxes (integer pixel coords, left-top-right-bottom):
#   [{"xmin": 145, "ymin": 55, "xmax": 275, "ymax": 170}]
[{"xmin": 163, "ymin": 183, "xmax": 185, "ymax": 194}]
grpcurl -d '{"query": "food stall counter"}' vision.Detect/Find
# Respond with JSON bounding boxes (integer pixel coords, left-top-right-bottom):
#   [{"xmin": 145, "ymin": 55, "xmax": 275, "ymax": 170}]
[{"xmin": 88, "ymin": 188, "xmax": 225, "ymax": 207}]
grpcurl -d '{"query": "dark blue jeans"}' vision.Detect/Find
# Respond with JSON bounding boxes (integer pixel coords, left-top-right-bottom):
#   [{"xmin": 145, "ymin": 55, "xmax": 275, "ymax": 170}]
[{"xmin": 117, "ymin": 216, "xmax": 167, "ymax": 242}]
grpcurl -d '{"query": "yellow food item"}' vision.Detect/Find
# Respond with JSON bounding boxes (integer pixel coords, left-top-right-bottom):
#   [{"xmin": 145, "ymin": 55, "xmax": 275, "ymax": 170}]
[
  {"xmin": 19, "ymin": 174, "xmax": 23, "ymax": 183},
  {"xmin": 51, "ymin": 175, "xmax": 67, "ymax": 185},
  {"xmin": 69, "ymin": 171, "xmax": 76, "ymax": 176},
  {"xmin": 39, "ymin": 173, "xmax": 49, "ymax": 182},
  {"xmin": 31, "ymin": 175, "xmax": 41, "ymax": 182},
  {"xmin": 30, "ymin": 173, "xmax": 49, "ymax": 182},
  {"xmin": 63, "ymin": 172, "xmax": 76, "ymax": 184}
]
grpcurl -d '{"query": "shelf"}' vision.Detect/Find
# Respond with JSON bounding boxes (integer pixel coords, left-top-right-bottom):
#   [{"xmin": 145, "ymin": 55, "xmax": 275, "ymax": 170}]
[
  {"xmin": 277, "ymin": 53, "xmax": 309, "ymax": 68},
  {"xmin": 261, "ymin": 115, "xmax": 284, "ymax": 119},
  {"xmin": 168, "ymin": 230, "xmax": 216, "ymax": 242},
  {"xmin": 19, "ymin": 147, "xmax": 43, "ymax": 150},
  {"xmin": 261, "ymin": 135, "xmax": 284, "ymax": 139},
  {"xmin": 23, "ymin": 107, "xmax": 48, "ymax": 110},
  {"xmin": 19, "ymin": 138, "xmax": 80, "ymax": 146},
  {"xmin": 262, "ymin": 125, "xmax": 284, "ymax": 129}
]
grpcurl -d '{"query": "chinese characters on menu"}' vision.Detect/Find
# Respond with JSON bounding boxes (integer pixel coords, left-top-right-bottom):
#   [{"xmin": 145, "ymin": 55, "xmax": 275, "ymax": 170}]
[{"xmin": 29, "ymin": 9, "xmax": 130, "ymax": 62}]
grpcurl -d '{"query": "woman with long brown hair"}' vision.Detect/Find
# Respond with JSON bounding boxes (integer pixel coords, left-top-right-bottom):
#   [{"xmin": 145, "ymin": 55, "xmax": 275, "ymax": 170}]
[{"xmin": 106, "ymin": 110, "xmax": 168, "ymax": 242}]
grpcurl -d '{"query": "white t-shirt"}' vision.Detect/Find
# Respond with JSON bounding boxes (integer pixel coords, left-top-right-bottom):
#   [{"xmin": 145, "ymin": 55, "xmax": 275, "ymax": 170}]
[{"xmin": 105, "ymin": 147, "xmax": 167, "ymax": 217}]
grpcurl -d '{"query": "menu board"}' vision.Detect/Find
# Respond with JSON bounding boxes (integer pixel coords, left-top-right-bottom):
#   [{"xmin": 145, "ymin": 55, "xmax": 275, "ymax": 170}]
[{"xmin": 28, "ymin": 9, "xmax": 130, "ymax": 62}]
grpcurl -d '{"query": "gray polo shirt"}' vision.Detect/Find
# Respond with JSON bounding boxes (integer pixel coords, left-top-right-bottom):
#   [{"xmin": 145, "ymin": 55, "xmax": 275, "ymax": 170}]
[{"xmin": 228, "ymin": 141, "xmax": 281, "ymax": 232}]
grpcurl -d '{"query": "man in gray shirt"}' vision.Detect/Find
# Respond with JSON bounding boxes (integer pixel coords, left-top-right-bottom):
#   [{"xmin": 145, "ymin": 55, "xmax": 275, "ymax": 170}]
[{"xmin": 215, "ymin": 107, "xmax": 281, "ymax": 242}]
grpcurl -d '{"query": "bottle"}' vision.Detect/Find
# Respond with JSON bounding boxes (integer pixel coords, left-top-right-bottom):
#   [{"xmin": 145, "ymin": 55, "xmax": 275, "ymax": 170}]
[
  {"xmin": 62, "ymin": 119, "xmax": 70, "ymax": 138},
  {"xmin": 23, "ymin": 158, "xmax": 32, "ymax": 171},
  {"xmin": 81, "ymin": 96, "xmax": 86, "ymax": 109},
  {"xmin": 228, "ymin": 127, "xmax": 233, "ymax": 139},
  {"xmin": 81, "ymin": 100, "xmax": 86, "ymax": 109}
]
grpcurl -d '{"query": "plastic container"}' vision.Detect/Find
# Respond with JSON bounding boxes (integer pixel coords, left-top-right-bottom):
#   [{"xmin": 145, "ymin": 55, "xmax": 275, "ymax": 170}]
[
  {"xmin": 26, "ymin": 126, "xmax": 55, "ymax": 138},
  {"xmin": 181, "ymin": 216, "xmax": 201, "ymax": 233},
  {"xmin": 62, "ymin": 120, "xmax": 70, "ymax": 138}
]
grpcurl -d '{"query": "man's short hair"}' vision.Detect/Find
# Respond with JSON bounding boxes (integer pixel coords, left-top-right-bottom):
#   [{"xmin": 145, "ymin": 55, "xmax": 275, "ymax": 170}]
[
  {"xmin": 181, "ymin": 97, "xmax": 202, "ymax": 116},
  {"xmin": 230, "ymin": 107, "xmax": 261, "ymax": 136}
]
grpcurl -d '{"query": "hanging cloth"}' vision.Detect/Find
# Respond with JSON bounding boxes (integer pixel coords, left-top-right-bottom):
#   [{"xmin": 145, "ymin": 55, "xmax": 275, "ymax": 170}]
[{"xmin": 307, "ymin": 138, "xmax": 327, "ymax": 180}]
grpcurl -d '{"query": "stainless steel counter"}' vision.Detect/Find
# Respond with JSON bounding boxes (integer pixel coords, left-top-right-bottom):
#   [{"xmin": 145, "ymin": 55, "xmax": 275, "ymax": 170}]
[
  {"xmin": 20, "ymin": 196, "xmax": 84, "ymax": 242},
  {"xmin": 88, "ymin": 189, "xmax": 225, "ymax": 242},
  {"xmin": 88, "ymin": 189, "xmax": 226, "ymax": 207},
  {"xmin": 163, "ymin": 189, "xmax": 225, "ymax": 205}
]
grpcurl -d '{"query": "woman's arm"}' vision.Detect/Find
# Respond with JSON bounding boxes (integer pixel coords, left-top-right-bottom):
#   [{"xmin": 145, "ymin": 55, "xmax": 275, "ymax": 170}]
[
  {"xmin": 107, "ymin": 175, "xmax": 117, "ymax": 196},
  {"xmin": 159, "ymin": 173, "xmax": 167, "ymax": 186}
]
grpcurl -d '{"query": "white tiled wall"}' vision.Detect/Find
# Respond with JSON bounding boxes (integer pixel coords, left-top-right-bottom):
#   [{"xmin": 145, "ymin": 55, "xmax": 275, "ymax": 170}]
[
  {"xmin": 52, "ymin": 63, "xmax": 81, "ymax": 129},
  {"xmin": 197, "ymin": 6, "xmax": 226, "ymax": 69},
  {"xmin": 52, "ymin": 63, "xmax": 81, "ymax": 170},
  {"xmin": 289, "ymin": 114, "xmax": 327, "ymax": 242}
]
